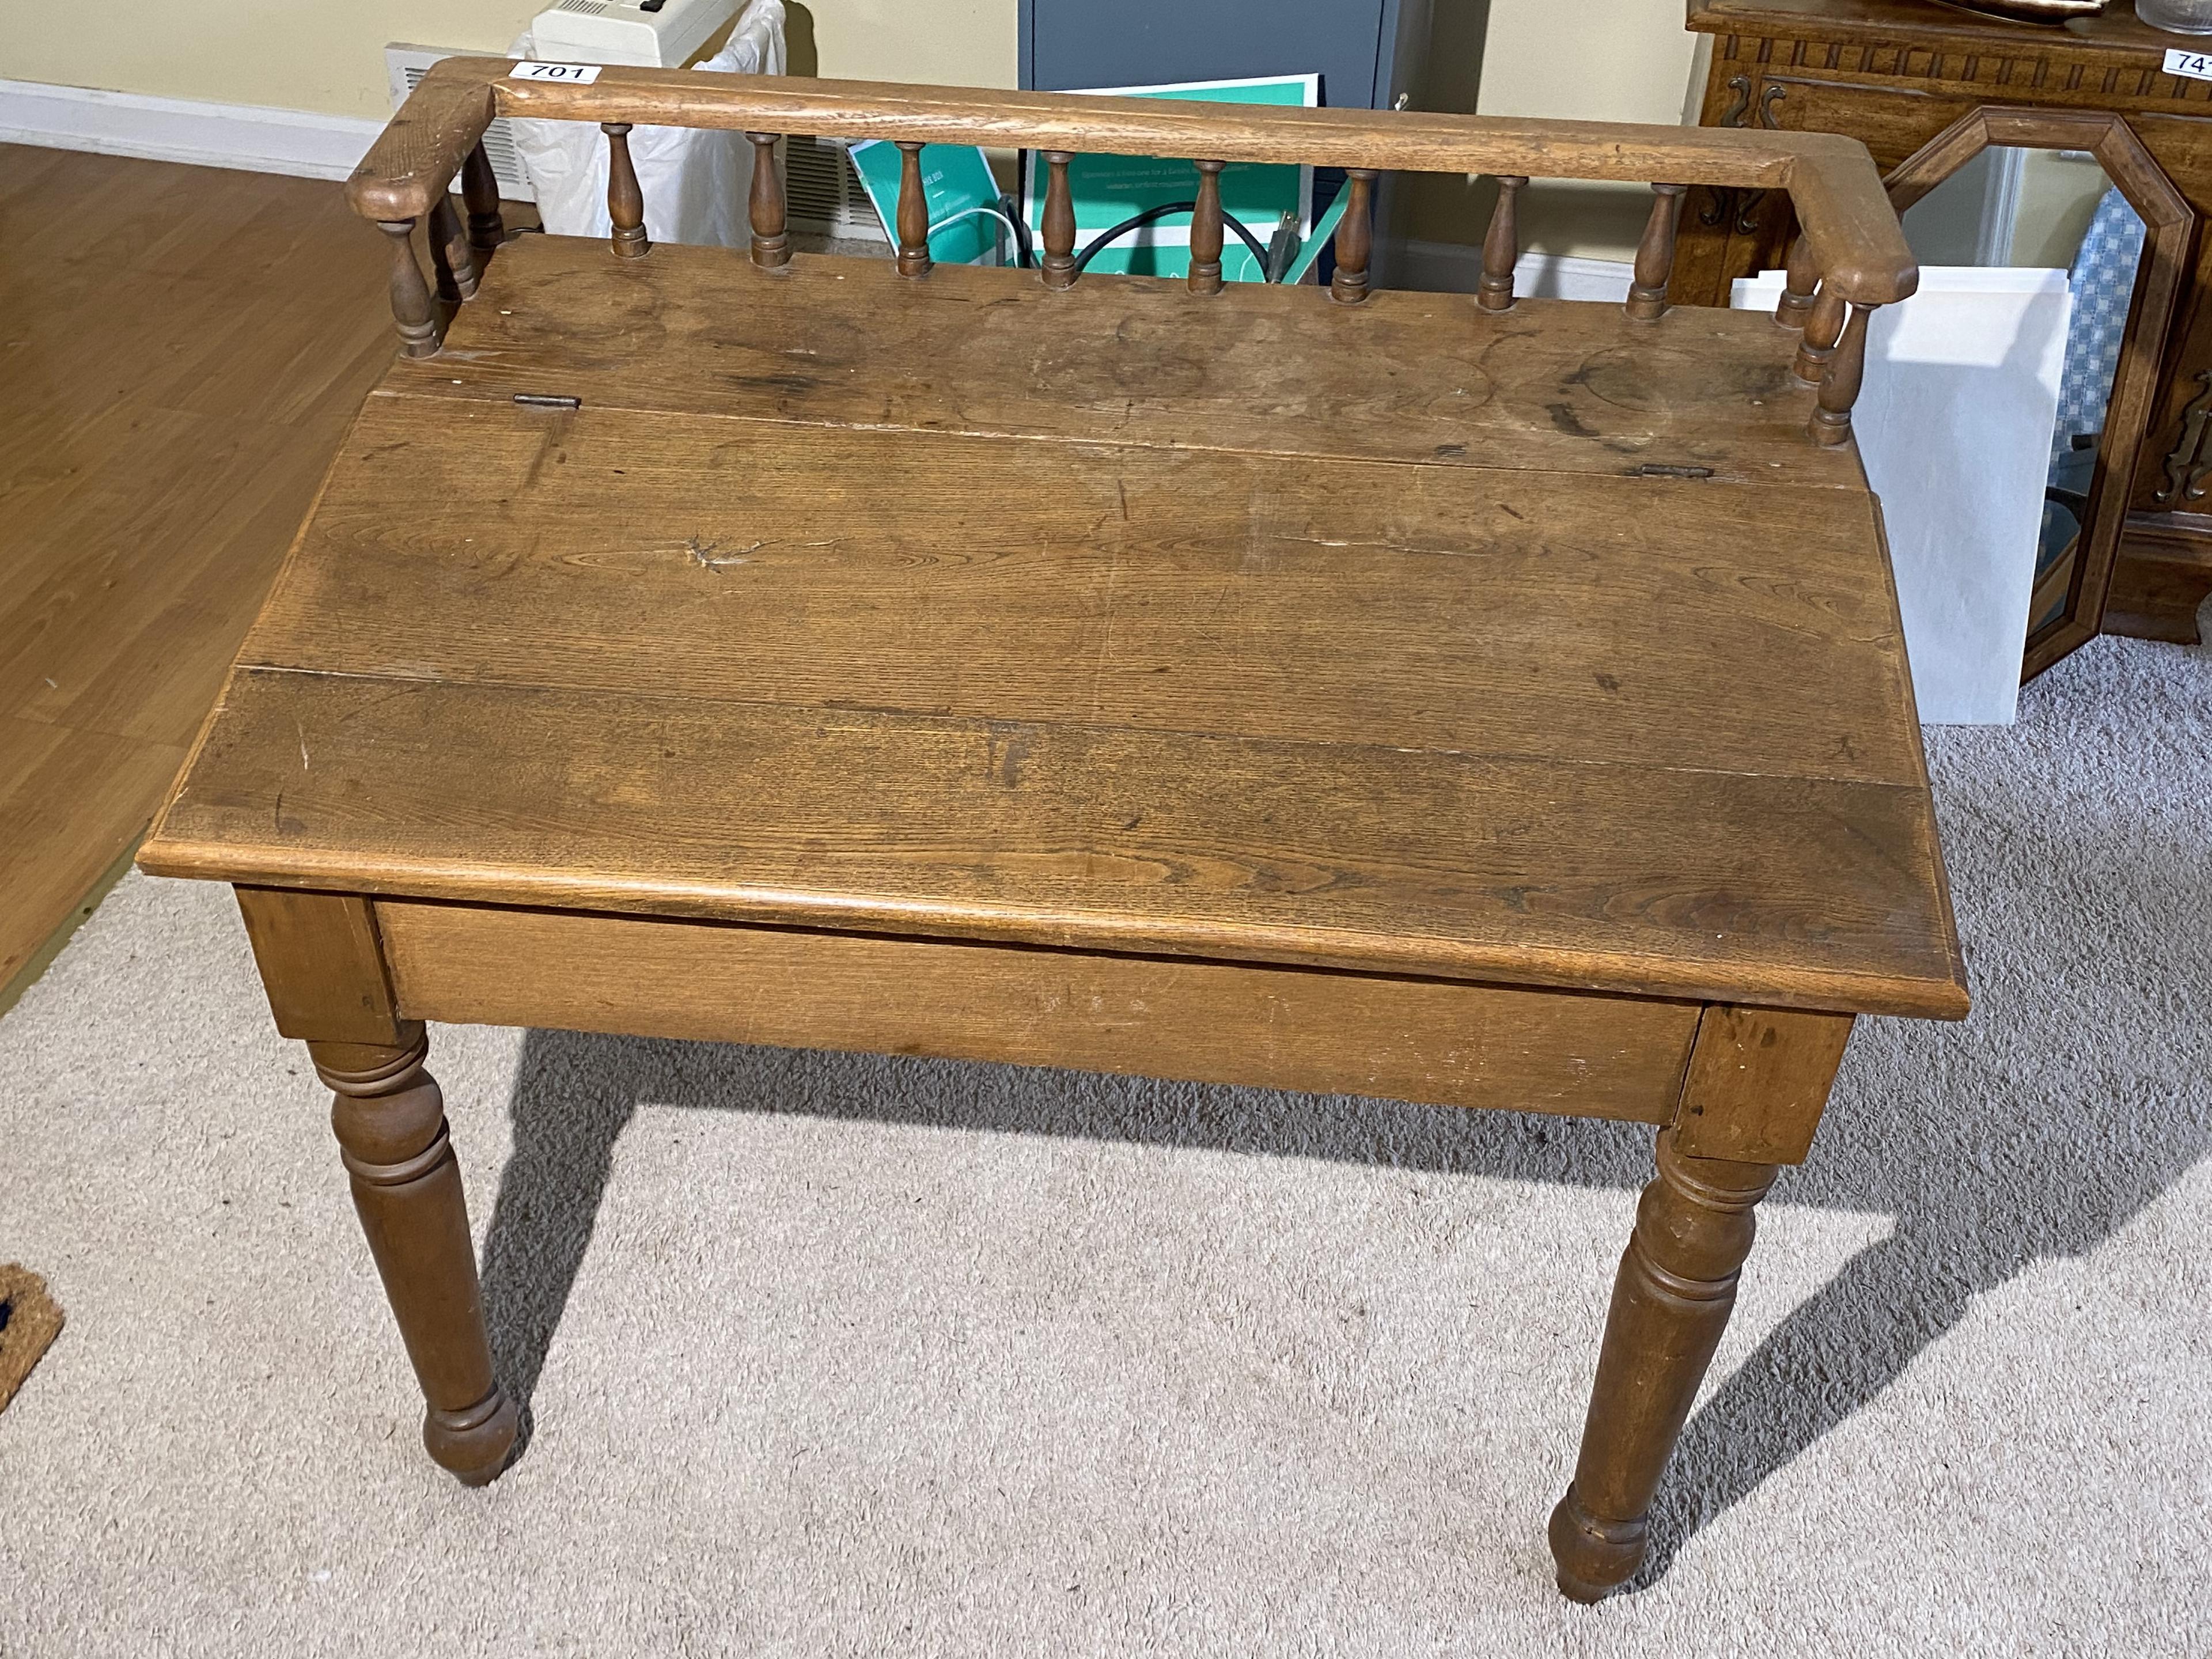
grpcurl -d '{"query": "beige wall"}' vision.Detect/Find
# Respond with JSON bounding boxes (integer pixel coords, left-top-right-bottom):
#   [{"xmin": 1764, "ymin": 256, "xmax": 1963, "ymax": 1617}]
[
  {"xmin": 1404, "ymin": 0, "xmax": 1706, "ymax": 257},
  {"xmin": 1475, "ymin": 0, "xmax": 1700, "ymax": 126},
  {"xmin": 0, "ymin": 0, "xmax": 1018, "ymax": 122},
  {"xmin": 2012, "ymin": 147, "xmax": 2108, "ymax": 270},
  {"xmin": 789, "ymin": 1, "xmax": 1017, "ymax": 89}
]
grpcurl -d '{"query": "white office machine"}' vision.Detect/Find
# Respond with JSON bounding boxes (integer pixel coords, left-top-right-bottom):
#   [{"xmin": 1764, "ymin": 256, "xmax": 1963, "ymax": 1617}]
[
  {"xmin": 528, "ymin": 0, "xmax": 742, "ymax": 70},
  {"xmin": 510, "ymin": 0, "xmax": 785, "ymax": 247}
]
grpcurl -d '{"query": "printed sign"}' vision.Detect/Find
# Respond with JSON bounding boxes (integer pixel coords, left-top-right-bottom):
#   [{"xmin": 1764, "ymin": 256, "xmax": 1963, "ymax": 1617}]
[
  {"xmin": 1021, "ymin": 74, "xmax": 1321, "ymax": 285},
  {"xmin": 847, "ymin": 141, "xmax": 1011, "ymax": 267},
  {"xmin": 2164, "ymin": 48, "xmax": 2212, "ymax": 82},
  {"xmin": 511, "ymin": 62, "xmax": 603, "ymax": 84}
]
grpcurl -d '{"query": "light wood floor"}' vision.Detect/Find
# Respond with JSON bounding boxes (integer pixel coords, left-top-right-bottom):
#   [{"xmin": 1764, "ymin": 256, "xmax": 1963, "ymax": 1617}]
[{"xmin": 0, "ymin": 145, "xmax": 396, "ymax": 1003}]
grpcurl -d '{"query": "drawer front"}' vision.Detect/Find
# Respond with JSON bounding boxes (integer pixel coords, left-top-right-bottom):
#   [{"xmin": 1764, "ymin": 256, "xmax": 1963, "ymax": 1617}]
[
  {"xmin": 378, "ymin": 900, "xmax": 1703, "ymax": 1124},
  {"xmin": 1753, "ymin": 73, "xmax": 1983, "ymax": 172}
]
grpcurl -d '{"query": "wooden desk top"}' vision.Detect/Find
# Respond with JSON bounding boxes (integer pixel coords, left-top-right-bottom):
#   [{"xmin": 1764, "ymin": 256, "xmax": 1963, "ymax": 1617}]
[{"xmin": 141, "ymin": 236, "xmax": 1967, "ymax": 1020}]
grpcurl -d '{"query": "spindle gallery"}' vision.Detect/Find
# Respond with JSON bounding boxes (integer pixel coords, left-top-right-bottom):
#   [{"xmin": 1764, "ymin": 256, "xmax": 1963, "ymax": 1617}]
[
  {"xmin": 1478, "ymin": 173, "xmax": 1525, "ymax": 310},
  {"xmin": 140, "ymin": 57, "xmax": 1957, "ymax": 1605},
  {"xmin": 367, "ymin": 90, "xmax": 1890, "ymax": 447},
  {"xmin": 1190, "ymin": 158, "xmax": 1226, "ymax": 293},
  {"xmin": 601, "ymin": 122, "xmax": 649, "ymax": 257}
]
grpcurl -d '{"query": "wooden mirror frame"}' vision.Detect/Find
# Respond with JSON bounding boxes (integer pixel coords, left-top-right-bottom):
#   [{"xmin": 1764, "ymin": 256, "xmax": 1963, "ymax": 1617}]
[{"xmin": 1884, "ymin": 107, "xmax": 2194, "ymax": 683}]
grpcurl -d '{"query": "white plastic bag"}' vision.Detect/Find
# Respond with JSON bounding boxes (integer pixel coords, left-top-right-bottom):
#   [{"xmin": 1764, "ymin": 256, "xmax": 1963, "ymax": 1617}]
[{"xmin": 512, "ymin": 0, "xmax": 786, "ymax": 249}]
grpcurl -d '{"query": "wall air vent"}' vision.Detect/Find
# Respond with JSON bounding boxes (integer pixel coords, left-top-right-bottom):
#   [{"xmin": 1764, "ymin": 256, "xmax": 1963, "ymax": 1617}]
[{"xmin": 784, "ymin": 135, "xmax": 889, "ymax": 245}]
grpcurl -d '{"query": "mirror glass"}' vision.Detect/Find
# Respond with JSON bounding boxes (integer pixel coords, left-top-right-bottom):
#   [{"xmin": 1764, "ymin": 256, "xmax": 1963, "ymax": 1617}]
[{"xmin": 1900, "ymin": 145, "xmax": 2145, "ymax": 633}]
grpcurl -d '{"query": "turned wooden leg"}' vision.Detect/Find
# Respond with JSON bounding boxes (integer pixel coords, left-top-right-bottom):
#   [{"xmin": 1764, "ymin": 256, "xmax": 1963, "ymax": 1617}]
[
  {"xmin": 312, "ymin": 1025, "xmax": 517, "ymax": 1484},
  {"xmin": 427, "ymin": 193, "xmax": 478, "ymax": 304},
  {"xmin": 376, "ymin": 219, "xmax": 440, "ymax": 358},
  {"xmin": 234, "ymin": 887, "xmax": 516, "ymax": 1486},
  {"xmin": 1549, "ymin": 1127, "xmax": 1777, "ymax": 1600}
]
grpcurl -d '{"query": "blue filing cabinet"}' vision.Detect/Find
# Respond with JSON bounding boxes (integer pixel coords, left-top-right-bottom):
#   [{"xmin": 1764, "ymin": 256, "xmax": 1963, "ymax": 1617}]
[
  {"xmin": 1019, "ymin": 0, "xmax": 1434, "ymax": 279},
  {"xmin": 1020, "ymin": 0, "xmax": 1431, "ymax": 112}
]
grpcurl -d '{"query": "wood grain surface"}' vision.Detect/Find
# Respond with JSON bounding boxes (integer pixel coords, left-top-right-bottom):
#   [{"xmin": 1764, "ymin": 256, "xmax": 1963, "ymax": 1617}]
[
  {"xmin": 245, "ymin": 395, "xmax": 1916, "ymax": 783},
  {"xmin": 0, "ymin": 145, "xmax": 392, "ymax": 995},
  {"xmin": 378, "ymin": 900, "xmax": 1703, "ymax": 1122},
  {"xmin": 147, "ymin": 662, "xmax": 1964, "ymax": 1016},
  {"xmin": 389, "ymin": 240, "xmax": 1859, "ymax": 488},
  {"xmin": 1691, "ymin": 0, "xmax": 2212, "ymax": 59},
  {"xmin": 1669, "ymin": 1003, "xmax": 1857, "ymax": 1164},
  {"xmin": 234, "ymin": 887, "xmax": 407, "ymax": 1046}
]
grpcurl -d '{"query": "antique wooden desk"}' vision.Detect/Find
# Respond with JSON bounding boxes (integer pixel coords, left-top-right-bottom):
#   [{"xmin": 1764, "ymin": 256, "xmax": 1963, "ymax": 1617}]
[
  {"xmin": 1679, "ymin": 0, "xmax": 2212, "ymax": 651},
  {"xmin": 137, "ymin": 61, "xmax": 1966, "ymax": 1601}
]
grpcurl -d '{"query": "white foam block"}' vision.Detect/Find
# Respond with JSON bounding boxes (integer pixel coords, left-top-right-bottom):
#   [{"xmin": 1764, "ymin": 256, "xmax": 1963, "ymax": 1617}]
[{"xmin": 1735, "ymin": 268, "xmax": 2071, "ymax": 726}]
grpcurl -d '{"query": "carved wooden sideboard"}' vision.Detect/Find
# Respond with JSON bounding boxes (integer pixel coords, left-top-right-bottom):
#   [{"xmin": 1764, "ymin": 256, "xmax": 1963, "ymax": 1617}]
[{"xmin": 1679, "ymin": 0, "xmax": 2212, "ymax": 646}]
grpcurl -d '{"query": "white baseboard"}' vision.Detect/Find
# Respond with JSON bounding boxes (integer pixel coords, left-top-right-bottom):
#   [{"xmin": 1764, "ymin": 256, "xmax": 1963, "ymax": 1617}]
[
  {"xmin": 0, "ymin": 78, "xmax": 380, "ymax": 181},
  {"xmin": 1392, "ymin": 237, "xmax": 1635, "ymax": 303}
]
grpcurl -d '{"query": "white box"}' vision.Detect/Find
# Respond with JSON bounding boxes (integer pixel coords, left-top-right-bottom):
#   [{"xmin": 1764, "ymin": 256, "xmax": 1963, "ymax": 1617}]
[
  {"xmin": 1735, "ymin": 267, "xmax": 2073, "ymax": 726},
  {"xmin": 529, "ymin": 0, "xmax": 740, "ymax": 69}
]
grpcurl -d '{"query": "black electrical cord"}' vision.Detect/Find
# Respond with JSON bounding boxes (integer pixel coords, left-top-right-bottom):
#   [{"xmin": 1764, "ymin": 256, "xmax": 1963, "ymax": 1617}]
[
  {"xmin": 1070, "ymin": 200, "xmax": 1273, "ymax": 278},
  {"xmin": 998, "ymin": 192, "xmax": 1035, "ymax": 268}
]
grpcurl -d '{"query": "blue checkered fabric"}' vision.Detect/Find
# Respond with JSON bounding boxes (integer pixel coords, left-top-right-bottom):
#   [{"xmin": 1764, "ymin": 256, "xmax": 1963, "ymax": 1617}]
[{"xmin": 2050, "ymin": 185, "xmax": 2146, "ymax": 465}]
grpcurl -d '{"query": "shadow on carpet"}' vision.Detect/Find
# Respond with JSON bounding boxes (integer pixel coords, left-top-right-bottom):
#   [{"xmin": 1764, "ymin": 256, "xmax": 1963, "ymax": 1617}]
[{"xmin": 472, "ymin": 642, "xmax": 2212, "ymax": 1594}]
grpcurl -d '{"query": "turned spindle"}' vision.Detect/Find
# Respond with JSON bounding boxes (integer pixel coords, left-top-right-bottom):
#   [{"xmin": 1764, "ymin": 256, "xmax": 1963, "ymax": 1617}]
[
  {"xmin": 1189, "ymin": 159, "xmax": 1226, "ymax": 296},
  {"xmin": 1624, "ymin": 183, "xmax": 1687, "ymax": 321},
  {"xmin": 1795, "ymin": 284, "xmax": 1847, "ymax": 384},
  {"xmin": 747, "ymin": 132, "xmax": 790, "ymax": 268},
  {"xmin": 1330, "ymin": 169, "xmax": 1378, "ymax": 304},
  {"xmin": 1810, "ymin": 302, "xmax": 1872, "ymax": 447},
  {"xmin": 1776, "ymin": 233, "xmax": 1818, "ymax": 331},
  {"xmin": 1040, "ymin": 151, "xmax": 1077, "ymax": 290},
  {"xmin": 894, "ymin": 141, "xmax": 932, "ymax": 277},
  {"xmin": 427, "ymin": 194, "xmax": 478, "ymax": 304},
  {"xmin": 1550, "ymin": 1129, "xmax": 1779, "ymax": 1601},
  {"xmin": 376, "ymin": 218, "xmax": 440, "ymax": 358},
  {"xmin": 603, "ymin": 122, "xmax": 649, "ymax": 259},
  {"xmin": 1478, "ymin": 174, "xmax": 1525, "ymax": 313},
  {"xmin": 315, "ymin": 1027, "xmax": 518, "ymax": 1485},
  {"xmin": 461, "ymin": 141, "xmax": 505, "ymax": 256}
]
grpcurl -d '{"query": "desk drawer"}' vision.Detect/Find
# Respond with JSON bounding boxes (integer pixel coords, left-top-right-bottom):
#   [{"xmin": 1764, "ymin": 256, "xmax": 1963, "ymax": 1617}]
[{"xmin": 377, "ymin": 900, "xmax": 1701, "ymax": 1124}]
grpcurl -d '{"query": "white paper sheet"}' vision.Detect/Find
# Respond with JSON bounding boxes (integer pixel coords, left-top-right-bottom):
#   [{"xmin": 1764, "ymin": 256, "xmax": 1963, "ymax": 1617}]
[{"xmin": 1734, "ymin": 268, "xmax": 2072, "ymax": 725}]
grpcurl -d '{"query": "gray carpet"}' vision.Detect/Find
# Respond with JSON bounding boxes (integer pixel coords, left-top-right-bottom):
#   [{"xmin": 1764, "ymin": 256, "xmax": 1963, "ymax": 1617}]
[{"xmin": 2, "ymin": 634, "xmax": 2208, "ymax": 1657}]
